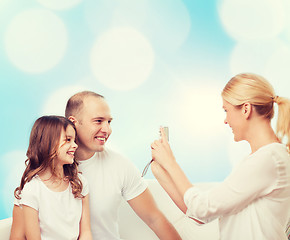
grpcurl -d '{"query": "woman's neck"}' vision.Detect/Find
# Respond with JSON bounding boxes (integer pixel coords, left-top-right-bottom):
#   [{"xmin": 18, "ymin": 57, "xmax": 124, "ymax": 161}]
[{"xmin": 247, "ymin": 118, "xmax": 279, "ymax": 153}]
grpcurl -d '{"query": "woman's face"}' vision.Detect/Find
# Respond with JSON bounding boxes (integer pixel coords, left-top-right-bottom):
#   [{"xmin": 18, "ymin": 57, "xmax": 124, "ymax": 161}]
[
  {"xmin": 223, "ymin": 99, "xmax": 247, "ymax": 142},
  {"xmin": 56, "ymin": 125, "xmax": 78, "ymax": 166}
]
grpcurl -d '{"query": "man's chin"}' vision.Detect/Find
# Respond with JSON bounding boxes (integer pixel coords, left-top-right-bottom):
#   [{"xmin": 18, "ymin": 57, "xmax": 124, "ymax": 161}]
[{"xmin": 95, "ymin": 146, "xmax": 105, "ymax": 152}]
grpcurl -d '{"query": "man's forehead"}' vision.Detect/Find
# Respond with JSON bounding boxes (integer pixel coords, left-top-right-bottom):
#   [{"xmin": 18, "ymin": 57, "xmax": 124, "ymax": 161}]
[{"xmin": 81, "ymin": 96, "xmax": 108, "ymax": 109}]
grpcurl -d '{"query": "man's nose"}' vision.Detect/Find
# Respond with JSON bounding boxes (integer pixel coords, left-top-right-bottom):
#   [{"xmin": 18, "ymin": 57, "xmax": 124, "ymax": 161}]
[{"xmin": 101, "ymin": 122, "xmax": 111, "ymax": 132}]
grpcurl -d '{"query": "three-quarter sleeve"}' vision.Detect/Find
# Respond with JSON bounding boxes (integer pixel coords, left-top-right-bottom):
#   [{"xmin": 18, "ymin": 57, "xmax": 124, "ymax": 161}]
[{"xmin": 184, "ymin": 147, "xmax": 279, "ymax": 223}]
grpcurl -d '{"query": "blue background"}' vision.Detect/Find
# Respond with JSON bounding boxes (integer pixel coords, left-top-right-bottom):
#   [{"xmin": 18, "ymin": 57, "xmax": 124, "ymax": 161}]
[{"xmin": 1, "ymin": 0, "xmax": 290, "ymax": 220}]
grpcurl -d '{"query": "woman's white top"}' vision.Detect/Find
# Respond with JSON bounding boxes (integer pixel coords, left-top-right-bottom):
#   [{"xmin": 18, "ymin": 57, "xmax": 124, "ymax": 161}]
[
  {"xmin": 184, "ymin": 143, "xmax": 290, "ymax": 240},
  {"xmin": 19, "ymin": 174, "xmax": 88, "ymax": 240}
]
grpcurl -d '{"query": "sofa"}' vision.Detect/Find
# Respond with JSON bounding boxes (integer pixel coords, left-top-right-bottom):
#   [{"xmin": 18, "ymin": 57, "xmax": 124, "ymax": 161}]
[{"xmin": 0, "ymin": 179, "xmax": 220, "ymax": 239}]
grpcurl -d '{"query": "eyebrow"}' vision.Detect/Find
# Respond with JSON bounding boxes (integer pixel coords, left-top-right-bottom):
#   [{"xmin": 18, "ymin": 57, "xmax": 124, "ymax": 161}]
[
  {"xmin": 92, "ymin": 117, "xmax": 113, "ymax": 121},
  {"xmin": 66, "ymin": 134, "xmax": 75, "ymax": 138}
]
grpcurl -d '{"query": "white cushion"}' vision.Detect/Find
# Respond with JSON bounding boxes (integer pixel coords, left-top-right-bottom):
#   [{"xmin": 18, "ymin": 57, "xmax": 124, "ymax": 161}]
[
  {"xmin": 0, "ymin": 218, "xmax": 12, "ymax": 240},
  {"xmin": 118, "ymin": 179, "xmax": 219, "ymax": 240}
]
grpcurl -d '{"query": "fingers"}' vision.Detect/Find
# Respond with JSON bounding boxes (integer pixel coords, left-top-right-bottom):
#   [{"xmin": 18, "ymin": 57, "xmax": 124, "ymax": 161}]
[
  {"xmin": 151, "ymin": 139, "xmax": 161, "ymax": 149},
  {"xmin": 151, "ymin": 161, "xmax": 166, "ymax": 177},
  {"xmin": 159, "ymin": 127, "xmax": 169, "ymax": 144}
]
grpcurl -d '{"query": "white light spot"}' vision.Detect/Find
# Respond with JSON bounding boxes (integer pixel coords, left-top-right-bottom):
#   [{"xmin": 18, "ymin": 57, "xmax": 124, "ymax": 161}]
[
  {"xmin": 229, "ymin": 39, "xmax": 290, "ymax": 97},
  {"xmin": 130, "ymin": 0, "xmax": 191, "ymax": 52},
  {"xmin": 84, "ymin": 0, "xmax": 190, "ymax": 53},
  {"xmin": 219, "ymin": 0, "xmax": 285, "ymax": 41},
  {"xmin": 4, "ymin": 9, "xmax": 68, "ymax": 73},
  {"xmin": 230, "ymin": 39, "xmax": 285, "ymax": 75},
  {"xmin": 42, "ymin": 85, "xmax": 87, "ymax": 116},
  {"xmin": 264, "ymin": 45, "xmax": 290, "ymax": 97},
  {"xmin": 36, "ymin": 0, "xmax": 82, "ymax": 10},
  {"xmin": 168, "ymin": 83, "xmax": 225, "ymax": 138},
  {"xmin": 90, "ymin": 27, "xmax": 154, "ymax": 91}
]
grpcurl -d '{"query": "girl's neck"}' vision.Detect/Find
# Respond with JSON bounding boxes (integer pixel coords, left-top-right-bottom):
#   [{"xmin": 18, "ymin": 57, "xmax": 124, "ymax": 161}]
[
  {"xmin": 39, "ymin": 166, "xmax": 64, "ymax": 180},
  {"xmin": 38, "ymin": 167, "xmax": 69, "ymax": 192}
]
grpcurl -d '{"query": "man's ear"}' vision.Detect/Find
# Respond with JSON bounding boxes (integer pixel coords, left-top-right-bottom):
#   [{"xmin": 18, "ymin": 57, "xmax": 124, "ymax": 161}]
[
  {"xmin": 242, "ymin": 103, "xmax": 252, "ymax": 119},
  {"xmin": 68, "ymin": 116, "xmax": 77, "ymax": 124}
]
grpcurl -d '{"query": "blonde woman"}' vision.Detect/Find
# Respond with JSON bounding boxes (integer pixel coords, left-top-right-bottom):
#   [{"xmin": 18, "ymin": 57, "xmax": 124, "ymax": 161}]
[{"xmin": 151, "ymin": 73, "xmax": 290, "ymax": 240}]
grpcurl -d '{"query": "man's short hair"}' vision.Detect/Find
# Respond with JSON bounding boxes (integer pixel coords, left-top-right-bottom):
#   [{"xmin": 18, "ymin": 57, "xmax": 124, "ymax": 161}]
[{"xmin": 65, "ymin": 91, "xmax": 104, "ymax": 118}]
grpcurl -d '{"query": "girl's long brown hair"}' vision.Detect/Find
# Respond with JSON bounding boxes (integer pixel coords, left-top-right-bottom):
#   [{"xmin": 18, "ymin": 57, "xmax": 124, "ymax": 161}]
[{"xmin": 15, "ymin": 116, "xmax": 83, "ymax": 199}]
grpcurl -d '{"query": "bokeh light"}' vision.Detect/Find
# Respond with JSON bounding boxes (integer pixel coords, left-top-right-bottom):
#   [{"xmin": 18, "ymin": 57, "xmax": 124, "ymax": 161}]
[
  {"xmin": 219, "ymin": 0, "xmax": 285, "ymax": 41},
  {"xmin": 36, "ymin": 0, "xmax": 82, "ymax": 10},
  {"xmin": 90, "ymin": 27, "xmax": 154, "ymax": 91},
  {"xmin": 167, "ymin": 83, "xmax": 225, "ymax": 138},
  {"xmin": 41, "ymin": 85, "xmax": 88, "ymax": 116},
  {"xmin": 142, "ymin": 0, "xmax": 191, "ymax": 52},
  {"xmin": 4, "ymin": 9, "xmax": 68, "ymax": 73}
]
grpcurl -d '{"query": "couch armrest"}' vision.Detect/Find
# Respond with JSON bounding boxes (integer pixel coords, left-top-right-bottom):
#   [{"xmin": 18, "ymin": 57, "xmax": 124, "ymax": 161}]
[{"xmin": 0, "ymin": 217, "xmax": 12, "ymax": 240}]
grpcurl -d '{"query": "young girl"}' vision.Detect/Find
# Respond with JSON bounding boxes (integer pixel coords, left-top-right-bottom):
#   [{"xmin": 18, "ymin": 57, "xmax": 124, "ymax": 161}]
[
  {"xmin": 10, "ymin": 115, "xmax": 92, "ymax": 240},
  {"xmin": 151, "ymin": 73, "xmax": 290, "ymax": 240}
]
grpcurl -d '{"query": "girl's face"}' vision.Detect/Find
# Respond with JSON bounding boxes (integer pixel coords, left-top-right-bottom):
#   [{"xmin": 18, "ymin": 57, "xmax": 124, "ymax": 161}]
[
  {"xmin": 56, "ymin": 125, "xmax": 78, "ymax": 166},
  {"xmin": 223, "ymin": 99, "xmax": 247, "ymax": 142}
]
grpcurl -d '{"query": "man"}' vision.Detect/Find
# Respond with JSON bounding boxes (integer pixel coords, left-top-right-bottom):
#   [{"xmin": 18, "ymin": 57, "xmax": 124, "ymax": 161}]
[{"xmin": 65, "ymin": 91, "xmax": 181, "ymax": 239}]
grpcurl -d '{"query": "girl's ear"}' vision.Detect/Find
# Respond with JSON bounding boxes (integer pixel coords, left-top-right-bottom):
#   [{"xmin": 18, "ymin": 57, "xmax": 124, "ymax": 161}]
[{"xmin": 242, "ymin": 102, "xmax": 252, "ymax": 119}]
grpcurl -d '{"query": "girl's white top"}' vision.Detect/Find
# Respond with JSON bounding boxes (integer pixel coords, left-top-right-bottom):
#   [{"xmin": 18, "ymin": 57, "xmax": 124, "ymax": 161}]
[
  {"xmin": 19, "ymin": 173, "xmax": 88, "ymax": 240},
  {"xmin": 184, "ymin": 143, "xmax": 290, "ymax": 240}
]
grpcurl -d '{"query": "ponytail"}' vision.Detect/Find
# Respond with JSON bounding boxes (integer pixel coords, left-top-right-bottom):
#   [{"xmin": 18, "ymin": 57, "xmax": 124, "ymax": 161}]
[{"xmin": 274, "ymin": 96, "xmax": 290, "ymax": 151}]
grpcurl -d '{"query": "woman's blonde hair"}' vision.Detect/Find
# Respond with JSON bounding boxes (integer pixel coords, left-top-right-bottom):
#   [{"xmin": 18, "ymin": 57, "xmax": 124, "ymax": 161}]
[{"xmin": 222, "ymin": 73, "xmax": 290, "ymax": 151}]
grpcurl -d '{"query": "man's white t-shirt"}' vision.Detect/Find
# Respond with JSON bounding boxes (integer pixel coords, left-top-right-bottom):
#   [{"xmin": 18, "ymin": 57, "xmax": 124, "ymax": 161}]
[
  {"xmin": 184, "ymin": 143, "xmax": 290, "ymax": 240},
  {"xmin": 19, "ymin": 174, "xmax": 88, "ymax": 240},
  {"xmin": 78, "ymin": 148, "xmax": 147, "ymax": 240}
]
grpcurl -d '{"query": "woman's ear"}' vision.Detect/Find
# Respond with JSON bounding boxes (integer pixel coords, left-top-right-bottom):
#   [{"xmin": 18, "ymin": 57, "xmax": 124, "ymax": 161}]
[{"xmin": 242, "ymin": 103, "xmax": 252, "ymax": 119}]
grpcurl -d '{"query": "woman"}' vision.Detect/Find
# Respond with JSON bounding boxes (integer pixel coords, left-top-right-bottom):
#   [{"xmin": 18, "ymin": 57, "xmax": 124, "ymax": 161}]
[{"xmin": 151, "ymin": 73, "xmax": 290, "ymax": 240}]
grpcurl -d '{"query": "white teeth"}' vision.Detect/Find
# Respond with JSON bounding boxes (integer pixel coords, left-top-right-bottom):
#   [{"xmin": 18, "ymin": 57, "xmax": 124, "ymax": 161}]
[{"xmin": 96, "ymin": 137, "xmax": 106, "ymax": 141}]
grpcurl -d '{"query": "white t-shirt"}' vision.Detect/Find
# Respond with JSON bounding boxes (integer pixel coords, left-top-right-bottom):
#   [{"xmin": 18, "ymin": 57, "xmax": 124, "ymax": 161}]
[
  {"xmin": 78, "ymin": 148, "xmax": 147, "ymax": 240},
  {"xmin": 19, "ymin": 174, "xmax": 88, "ymax": 240},
  {"xmin": 184, "ymin": 142, "xmax": 290, "ymax": 240}
]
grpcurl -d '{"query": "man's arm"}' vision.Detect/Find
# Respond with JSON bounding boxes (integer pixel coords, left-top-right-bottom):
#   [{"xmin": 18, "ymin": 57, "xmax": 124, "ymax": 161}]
[{"xmin": 127, "ymin": 188, "xmax": 181, "ymax": 240}]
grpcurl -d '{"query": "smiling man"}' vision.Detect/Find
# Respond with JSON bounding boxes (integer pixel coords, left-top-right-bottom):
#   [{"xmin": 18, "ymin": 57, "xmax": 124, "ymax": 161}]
[{"xmin": 65, "ymin": 91, "xmax": 180, "ymax": 240}]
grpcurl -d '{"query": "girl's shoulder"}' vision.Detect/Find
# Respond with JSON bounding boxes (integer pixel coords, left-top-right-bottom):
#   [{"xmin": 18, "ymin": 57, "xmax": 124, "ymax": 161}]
[{"xmin": 23, "ymin": 175, "xmax": 41, "ymax": 189}]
